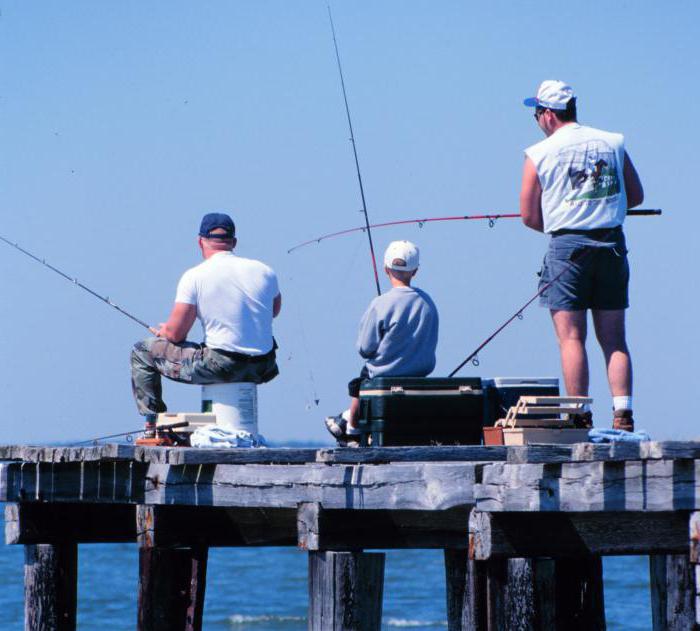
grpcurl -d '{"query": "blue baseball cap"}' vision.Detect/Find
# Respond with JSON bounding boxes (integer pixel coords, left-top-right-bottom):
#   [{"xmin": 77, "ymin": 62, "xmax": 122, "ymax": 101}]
[{"xmin": 199, "ymin": 212, "xmax": 235, "ymax": 239}]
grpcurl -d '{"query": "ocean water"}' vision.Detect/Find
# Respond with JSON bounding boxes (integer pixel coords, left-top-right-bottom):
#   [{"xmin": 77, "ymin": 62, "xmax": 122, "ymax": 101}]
[{"xmin": 0, "ymin": 538, "xmax": 652, "ymax": 629}]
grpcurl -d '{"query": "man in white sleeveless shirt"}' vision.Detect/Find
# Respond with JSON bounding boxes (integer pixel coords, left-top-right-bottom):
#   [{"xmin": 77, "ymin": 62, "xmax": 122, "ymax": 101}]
[
  {"xmin": 520, "ymin": 80, "xmax": 644, "ymax": 431},
  {"xmin": 131, "ymin": 213, "xmax": 281, "ymax": 435}
]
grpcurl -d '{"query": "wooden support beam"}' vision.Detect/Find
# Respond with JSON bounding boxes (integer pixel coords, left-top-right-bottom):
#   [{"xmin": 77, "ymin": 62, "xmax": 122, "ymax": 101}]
[
  {"xmin": 6, "ymin": 503, "xmax": 135, "ymax": 545},
  {"xmin": 308, "ymin": 551, "xmax": 384, "ymax": 631},
  {"xmin": 297, "ymin": 502, "xmax": 470, "ymax": 550},
  {"xmin": 443, "ymin": 550, "xmax": 487, "ymax": 631},
  {"xmin": 1, "ymin": 461, "xmax": 480, "ymax": 511},
  {"xmin": 476, "ymin": 459, "xmax": 700, "ymax": 512},
  {"xmin": 137, "ymin": 545, "xmax": 208, "ymax": 631},
  {"xmin": 136, "ymin": 504, "xmax": 296, "ymax": 547},
  {"xmin": 24, "ymin": 543, "xmax": 78, "ymax": 631},
  {"xmin": 650, "ymin": 554, "xmax": 696, "ymax": 630},
  {"xmin": 470, "ymin": 510, "xmax": 691, "ymax": 559},
  {"xmin": 316, "ymin": 445, "xmax": 508, "ymax": 464}
]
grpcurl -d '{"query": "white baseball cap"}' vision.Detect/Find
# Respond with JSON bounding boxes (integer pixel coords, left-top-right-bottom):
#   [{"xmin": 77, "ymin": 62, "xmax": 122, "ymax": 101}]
[
  {"xmin": 523, "ymin": 80, "xmax": 575, "ymax": 111},
  {"xmin": 384, "ymin": 240, "xmax": 419, "ymax": 272}
]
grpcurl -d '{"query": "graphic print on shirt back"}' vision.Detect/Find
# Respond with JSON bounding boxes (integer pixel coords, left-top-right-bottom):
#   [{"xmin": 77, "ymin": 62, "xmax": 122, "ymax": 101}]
[{"xmin": 559, "ymin": 139, "xmax": 621, "ymax": 204}]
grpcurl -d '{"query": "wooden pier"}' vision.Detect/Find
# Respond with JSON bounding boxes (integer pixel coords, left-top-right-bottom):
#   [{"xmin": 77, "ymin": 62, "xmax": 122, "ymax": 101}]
[{"xmin": 3, "ymin": 441, "xmax": 700, "ymax": 630}]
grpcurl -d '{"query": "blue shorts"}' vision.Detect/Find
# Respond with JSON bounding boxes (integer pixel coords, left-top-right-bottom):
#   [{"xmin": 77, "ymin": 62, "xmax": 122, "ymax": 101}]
[{"xmin": 538, "ymin": 227, "xmax": 630, "ymax": 311}]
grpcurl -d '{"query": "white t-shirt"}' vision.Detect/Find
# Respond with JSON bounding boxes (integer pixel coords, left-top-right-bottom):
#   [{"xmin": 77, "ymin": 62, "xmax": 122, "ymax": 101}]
[
  {"xmin": 175, "ymin": 251, "xmax": 279, "ymax": 355},
  {"xmin": 525, "ymin": 123, "xmax": 627, "ymax": 233}
]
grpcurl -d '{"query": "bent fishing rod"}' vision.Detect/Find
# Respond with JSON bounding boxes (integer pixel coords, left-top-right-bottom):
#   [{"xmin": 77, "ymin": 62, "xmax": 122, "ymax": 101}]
[
  {"xmin": 288, "ymin": 208, "xmax": 663, "ymax": 253},
  {"xmin": 0, "ymin": 233, "xmax": 152, "ymax": 330},
  {"xmin": 327, "ymin": 5, "xmax": 381, "ymax": 296},
  {"xmin": 448, "ymin": 210, "xmax": 663, "ymax": 376}
]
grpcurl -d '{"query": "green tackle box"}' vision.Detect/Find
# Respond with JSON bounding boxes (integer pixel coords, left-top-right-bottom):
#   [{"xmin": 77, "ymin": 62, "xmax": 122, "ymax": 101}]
[{"xmin": 356, "ymin": 377, "xmax": 484, "ymax": 446}]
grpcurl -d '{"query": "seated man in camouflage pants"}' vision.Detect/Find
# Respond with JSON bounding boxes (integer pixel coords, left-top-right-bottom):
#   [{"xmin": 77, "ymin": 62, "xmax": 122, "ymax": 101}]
[{"xmin": 130, "ymin": 212, "xmax": 281, "ymax": 435}]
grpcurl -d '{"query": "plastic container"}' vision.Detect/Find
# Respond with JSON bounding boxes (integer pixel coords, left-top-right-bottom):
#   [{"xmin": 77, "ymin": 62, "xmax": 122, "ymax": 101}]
[
  {"xmin": 201, "ymin": 383, "xmax": 258, "ymax": 434},
  {"xmin": 357, "ymin": 377, "xmax": 484, "ymax": 446}
]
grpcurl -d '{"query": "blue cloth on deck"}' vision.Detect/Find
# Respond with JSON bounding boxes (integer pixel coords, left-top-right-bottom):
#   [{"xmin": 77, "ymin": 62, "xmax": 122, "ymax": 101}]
[{"xmin": 588, "ymin": 428, "xmax": 650, "ymax": 443}]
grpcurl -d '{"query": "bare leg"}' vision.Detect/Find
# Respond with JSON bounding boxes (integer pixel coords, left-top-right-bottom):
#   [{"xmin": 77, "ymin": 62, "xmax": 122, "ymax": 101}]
[
  {"xmin": 551, "ymin": 310, "xmax": 589, "ymax": 396},
  {"xmin": 592, "ymin": 309, "xmax": 632, "ymax": 397},
  {"xmin": 347, "ymin": 396, "xmax": 360, "ymax": 429}
]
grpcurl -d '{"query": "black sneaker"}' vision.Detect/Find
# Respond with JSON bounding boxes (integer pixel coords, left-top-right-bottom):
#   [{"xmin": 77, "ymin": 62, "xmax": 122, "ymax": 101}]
[
  {"xmin": 613, "ymin": 409, "xmax": 634, "ymax": 432},
  {"xmin": 324, "ymin": 414, "xmax": 347, "ymax": 439}
]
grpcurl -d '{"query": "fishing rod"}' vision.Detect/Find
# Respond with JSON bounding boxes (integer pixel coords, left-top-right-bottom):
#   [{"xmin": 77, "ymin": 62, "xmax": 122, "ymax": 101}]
[
  {"xmin": 327, "ymin": 5, "xmax": 381, "ymax": 296},
  {"xmin": 0, "ymin": 233, "xmax": 152, "ymax": 331},
  {"xmin": 448, "ymin": 210, "xmax": 663, "ymax": 376},
  {"xmin": 75, "ymin": 421, "xmax": 190, "ymax": 445},
  {"xmin": 288, "ymin": 208, "xmax": 663, "ymax": 253}
]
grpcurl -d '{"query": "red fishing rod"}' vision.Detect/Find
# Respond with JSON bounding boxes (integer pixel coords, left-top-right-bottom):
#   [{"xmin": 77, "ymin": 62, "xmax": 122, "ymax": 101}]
[{"xmin": 288, "ymin": 208, "xmax": 662, "ymax": 254}]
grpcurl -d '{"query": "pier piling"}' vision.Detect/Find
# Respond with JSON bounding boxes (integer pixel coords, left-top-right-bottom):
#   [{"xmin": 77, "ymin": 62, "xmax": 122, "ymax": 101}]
[
  {"xmin": 24, "ymin": 542, "xmax": 77, "ymax": 631},
  {"xmin": 308, "ymin": 550, "xmax": 385, "ymax": 631}
]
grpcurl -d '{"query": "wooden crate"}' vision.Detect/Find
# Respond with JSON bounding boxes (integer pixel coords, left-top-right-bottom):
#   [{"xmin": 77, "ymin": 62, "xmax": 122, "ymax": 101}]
[{"xmin": 502, "ymin": 427, "xmax": 591, "ymax": 445}]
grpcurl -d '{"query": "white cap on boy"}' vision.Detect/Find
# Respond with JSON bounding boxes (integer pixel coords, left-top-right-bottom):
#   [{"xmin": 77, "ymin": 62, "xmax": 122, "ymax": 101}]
[{"xmin": 384, "ymin": 240, "xmax": 419, "ymax": 272}]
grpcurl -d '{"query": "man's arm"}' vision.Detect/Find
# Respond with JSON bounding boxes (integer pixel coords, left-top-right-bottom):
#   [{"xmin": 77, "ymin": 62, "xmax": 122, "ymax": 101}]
[
  {"xmin": 520, "ymin": 157, "xmax": 544, "ymax": 232},
  {"xmin": 623, "ymin": 151, "xmax": 644, "ymax": 208},
  {"xmin": 155, "ymin": 302, "xmax": 197, "ymax": 343},
  {"xmin": 273, "ymin": 293, "xmax": 282, "ymax": 318}
]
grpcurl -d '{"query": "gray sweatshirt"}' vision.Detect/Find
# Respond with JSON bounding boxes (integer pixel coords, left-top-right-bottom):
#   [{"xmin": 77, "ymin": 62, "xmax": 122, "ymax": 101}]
[{"xmin": 356, "ymin": 286, "xmax": 439, "ymax": 378}]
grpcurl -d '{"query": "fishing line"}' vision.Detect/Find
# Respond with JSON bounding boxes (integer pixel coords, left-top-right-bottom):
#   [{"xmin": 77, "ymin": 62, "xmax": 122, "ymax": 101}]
[
  {"xmin": 287, "ymin": 277, "xmax": 321, "ymax": 409},
  {"xmin": 327, "ymin": 4, "xmax": 381, "ymax": 296},
  {"xmin": 0, "ymin": 233, "xmax": 152, "ymax": 330},
  {"xmin": 448, "ymin": 213, "xmax": 663, "ymax": 376},
  {"xmin": 288, "ymin": 209, "xmax": 662, "ymax": 253}
]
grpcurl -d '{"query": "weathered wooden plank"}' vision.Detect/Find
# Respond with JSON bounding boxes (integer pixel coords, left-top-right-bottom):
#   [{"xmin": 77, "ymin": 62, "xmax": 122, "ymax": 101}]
[
  {"xmin": 476, "ymin": 459, "xmax": 700, "ymax": 512},
  {"xmin": 24, "ymin": 543, "xmax": 78, "ymax": 631},
  {"xmin": 144, "ymin": 462, "xmax": 479, "ymax": 510},
  {"xmin": 443, "ymin": 550, "xmax": 487, "ymax": 631},
  {"xmin": 470, "ymin": 510, "xmax": 691, "ymax": 559},
  {"xmin": 167, "ymin": 447, "xmax": 319, "ymax": 465},
  {"xmin": 296, "ymin": 502, "xmax": 470, "ymax": 550},
  {"xmin": 137, "ymin": 545, "xmax": 208, "ymax": 631},
  {"xmin": 650, "ymin": 554, "xmax": 696, "ymax": 630},
  {"xmin": 0, "ymin": 444, "xmax": 318, "ymax": 464},
  {"xmin": 136, "ymin": 504, "xmax": 297, "ymax": 547},
  {"xmin": 0, "ymin": 461, "xmax": 147, "ymax": 505},
  {"xmin": 6, "ymin": 503, "xmax": 135, "ymax": 545},
  {"xmin": 316, "ymin": 445, "xmax": 508, "ymax": 464},
  {"xmin": 308, "ymin": 551, "xmax": 384, "ymax": 631}
]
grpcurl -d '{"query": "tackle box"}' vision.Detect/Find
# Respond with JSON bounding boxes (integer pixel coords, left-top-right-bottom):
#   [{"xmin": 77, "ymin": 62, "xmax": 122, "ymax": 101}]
[
  {"xmin": 356, "ymin": 377, "xmax": 484, "ymax": 446},
  {"xmin": 482, "ymin": 377, "xmax": 560, "ymax": 427}
]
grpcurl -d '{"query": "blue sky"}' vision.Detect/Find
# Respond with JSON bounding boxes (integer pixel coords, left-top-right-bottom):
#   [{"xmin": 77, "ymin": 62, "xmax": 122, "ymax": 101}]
[{"xmin": 1, "ymin": 1, "xmax": 697, "ymax": 443}]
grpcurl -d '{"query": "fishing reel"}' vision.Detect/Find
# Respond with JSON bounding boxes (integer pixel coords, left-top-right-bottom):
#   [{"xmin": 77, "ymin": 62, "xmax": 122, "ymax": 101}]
[{"xmin": 135, "ymin": 421, "xmax": 191, "ymax": 447}]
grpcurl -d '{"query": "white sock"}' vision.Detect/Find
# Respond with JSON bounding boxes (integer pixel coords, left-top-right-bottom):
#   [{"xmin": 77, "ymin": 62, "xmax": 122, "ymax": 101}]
[
  {"xmin": 613, "ymin": 396, "xmax": 633, "ymax": 412},
  {"xmin": 341, "ymin": 409, "xmax": 352, "ymax": 423}
]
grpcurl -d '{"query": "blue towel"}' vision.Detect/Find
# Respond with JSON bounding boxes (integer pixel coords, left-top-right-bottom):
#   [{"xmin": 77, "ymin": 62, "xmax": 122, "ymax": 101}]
[{"xmin": 588, "ymin": 428, "xmax": 651, "ymax": 443}]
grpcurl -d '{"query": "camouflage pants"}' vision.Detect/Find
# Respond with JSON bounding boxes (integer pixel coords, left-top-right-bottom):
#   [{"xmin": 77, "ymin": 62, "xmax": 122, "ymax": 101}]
[{"xmin": 130, "ymin": 337, "xmax": 278, "ymax": 416}]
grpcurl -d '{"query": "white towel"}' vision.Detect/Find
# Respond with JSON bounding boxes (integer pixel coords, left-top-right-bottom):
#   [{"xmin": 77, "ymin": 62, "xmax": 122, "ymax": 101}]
[{"xmin": 190, "ymin": 425, "xmax": 267, "ymax": 448}]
